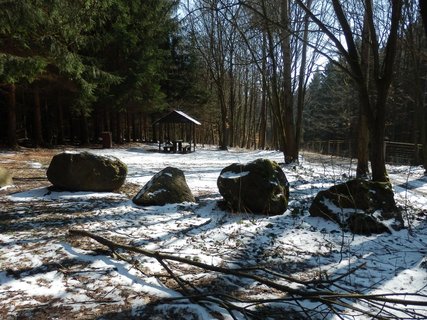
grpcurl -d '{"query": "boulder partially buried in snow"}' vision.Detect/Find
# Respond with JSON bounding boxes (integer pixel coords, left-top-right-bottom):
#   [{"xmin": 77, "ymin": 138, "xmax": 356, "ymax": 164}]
[
  {"xmin": 133, "ymin": 167, "xmax": 195, "ymax": 206},
  {"xmin": 46, "ymin": 152, "xmax": 127, "ymax": 191},
  {"xmin": 217, "ymin": 158, "xmax": 289, "ymax": 215},
  {"xmin": 309, "ymin": 179, "xmax": 403, "ymax": 234},
  {"xmin": 0, "ymin": 166, "xmax": 12, "ymax": 187}
]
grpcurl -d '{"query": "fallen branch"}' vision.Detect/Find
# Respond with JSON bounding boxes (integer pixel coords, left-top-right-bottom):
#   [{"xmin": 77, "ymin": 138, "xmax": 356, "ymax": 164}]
[
  {"xmin": 68, "ymin": 229, "xmax": 427, "ymax": 319},
  {"xmin": 68, "ymin": 228, "xmax": 321, "ymax": 297}
]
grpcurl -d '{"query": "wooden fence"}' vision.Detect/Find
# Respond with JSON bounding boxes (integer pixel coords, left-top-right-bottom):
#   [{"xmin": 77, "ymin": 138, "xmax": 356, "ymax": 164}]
[{"xmin": 303, "ymin": 140, "xmax": 424, "ymax": 165}]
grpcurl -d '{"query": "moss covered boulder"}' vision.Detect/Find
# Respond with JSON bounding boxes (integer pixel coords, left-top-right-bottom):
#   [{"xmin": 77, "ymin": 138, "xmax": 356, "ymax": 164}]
[
  {"xmin": 133, "ymin": 167, "xmax": 195, "ymax": 206},
  {"xmin": 217, "ymin": 158, "xmax": 289, "ymax": 215},
  {"xmin": 46, "ymin": 152, "xmax": 127, "ymax": 191},
  {"xmin": 309, "ymin": 179, "xmax": 403, "ymax": 234},
  {"xmin": 0, "ymin": 166, "xmax": 13, "ymax": 187}
]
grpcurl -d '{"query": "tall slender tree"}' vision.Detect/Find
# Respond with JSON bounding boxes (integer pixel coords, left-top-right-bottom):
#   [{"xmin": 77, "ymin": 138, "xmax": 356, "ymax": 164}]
[{"xmin": 296, "ymin": 0, "xmax": 403, "ymax": 182}]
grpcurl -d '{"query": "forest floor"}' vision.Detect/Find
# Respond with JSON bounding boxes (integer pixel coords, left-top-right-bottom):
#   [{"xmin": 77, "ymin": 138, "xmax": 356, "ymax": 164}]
[{"xmin": 1, "ymin": 144, "xmax": 427, "ymax": 319}]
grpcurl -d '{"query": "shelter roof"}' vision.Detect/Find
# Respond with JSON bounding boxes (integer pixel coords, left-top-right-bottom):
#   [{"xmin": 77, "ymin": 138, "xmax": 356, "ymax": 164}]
[{"xmin": 153, "ymin": 110, "xmax": 201, "ymax": 125}]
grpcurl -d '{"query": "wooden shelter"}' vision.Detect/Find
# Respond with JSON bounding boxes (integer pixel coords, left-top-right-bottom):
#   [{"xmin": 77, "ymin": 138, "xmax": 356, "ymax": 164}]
[{"xmin": 153, "ymin": 110, "xmax": 201, "ymax": 153}]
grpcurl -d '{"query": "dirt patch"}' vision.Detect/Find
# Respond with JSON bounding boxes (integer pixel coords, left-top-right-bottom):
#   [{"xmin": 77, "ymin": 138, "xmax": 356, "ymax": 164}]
[
  {"xmin": 0, "ymin": 147, "xmax": 141, "ymax": 198},
  {"xmin": 0, "ymin": 148, "xmax": 58, "ymax": 194}
]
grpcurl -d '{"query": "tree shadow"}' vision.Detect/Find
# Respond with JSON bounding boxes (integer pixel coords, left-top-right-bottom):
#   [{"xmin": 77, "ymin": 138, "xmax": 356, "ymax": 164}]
[
  {"xmin": 2, "ymin": 159, "xmax": 426, "ymax": 319},
  {"xmin": 395, "ymin": 175, "xmax": 427, "ymax": 190}
]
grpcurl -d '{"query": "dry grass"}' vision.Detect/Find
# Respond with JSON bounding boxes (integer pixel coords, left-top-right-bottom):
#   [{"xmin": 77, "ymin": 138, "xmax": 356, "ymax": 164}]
[
  {"xmin": 0, "ymin": 147, "xmax": 141, "ymax": 198},
  {"xmin": 0, "ymin": 148, "xmax": 58, "ymax": 194}
]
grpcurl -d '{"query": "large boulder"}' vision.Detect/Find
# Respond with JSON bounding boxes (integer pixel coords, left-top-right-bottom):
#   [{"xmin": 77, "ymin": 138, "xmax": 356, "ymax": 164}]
[
  {"xmin": 309, "ymin": 179, "xmax": 403, "ymax": 234},
  {"xmin": 46, "ymin": 152, "xmax": 127, "ymax": 191},
  {"xmin": 133, "ymin": 167, "xmax": 195, "ymax": 206},
  {"xmin": 217, "ymin": 158, "xmax": 289, "ymax": 215},
  {"xmin": 0, "ymin": 166, "xmax": 13, "ymax": 187}
]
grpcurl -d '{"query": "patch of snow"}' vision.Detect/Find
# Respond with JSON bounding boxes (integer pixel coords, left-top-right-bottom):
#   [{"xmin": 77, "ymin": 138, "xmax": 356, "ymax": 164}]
[
  {"xmin": 220, "ymin": 170, "xmax": 250, "ymax": 179},
  {"xmin": 28, "ymin": 162, "xmax": 43, "ymax": 169},
  {"xmin": 147, "ymin": 189, "xmax": 167, "ymax": 197},
  {"xmin": 1, "ymin": 146, "xmax": 427, "ymax": 318},
  {"xmin": 321, "ymin": 198, "xmax": 364, "ymax": 223},
  {"xmin": 7, "ymin": 187, "xmax": 126, "ymax": 202},
  {"xmin": 0, "ymin": 184, "xmax": 14, "ymax": 191}
]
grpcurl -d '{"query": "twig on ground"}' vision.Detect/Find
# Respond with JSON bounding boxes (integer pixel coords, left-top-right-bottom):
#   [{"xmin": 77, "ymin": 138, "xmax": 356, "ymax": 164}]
[{"xmin": 68, "ymin": 228, "xmax": 427, "ymax": 319}]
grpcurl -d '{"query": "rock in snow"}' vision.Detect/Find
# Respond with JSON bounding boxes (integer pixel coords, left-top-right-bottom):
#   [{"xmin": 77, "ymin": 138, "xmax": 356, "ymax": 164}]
[
  {"xmin": 133, "ymin": 166, "xmax": 195, "ymax": 206},
  {"xmin": 217, "ymin": 158, "xmax": 289, "ymax": 215},
  {"xmin": 46, "ymin": 151, "xmax": 127, "ymax": 191},
  {"xmin": 309, "ymin": 178, "xmax": 404, "ymax": 234}
]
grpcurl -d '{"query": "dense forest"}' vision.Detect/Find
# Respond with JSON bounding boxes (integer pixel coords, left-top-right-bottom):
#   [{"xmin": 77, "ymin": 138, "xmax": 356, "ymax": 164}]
[{"xmin": 0, "ymin": 0, "xmax": 426, "ymax": 180}]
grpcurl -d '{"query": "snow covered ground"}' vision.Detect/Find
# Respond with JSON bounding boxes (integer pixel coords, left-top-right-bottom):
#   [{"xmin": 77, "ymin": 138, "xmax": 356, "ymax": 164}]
[{"xmin": 1, "ymin": 145, "xmax": 427, "ymax": 319}]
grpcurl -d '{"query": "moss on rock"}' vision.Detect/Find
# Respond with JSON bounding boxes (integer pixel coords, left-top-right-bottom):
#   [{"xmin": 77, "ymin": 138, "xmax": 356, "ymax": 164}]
[
  {"xmin": 309, "ymin": 179, "xmax": 403, "ymax": 234},
  {"xmin": 217, "ymin": 158, "xmax": 289, "ymax": 215}
]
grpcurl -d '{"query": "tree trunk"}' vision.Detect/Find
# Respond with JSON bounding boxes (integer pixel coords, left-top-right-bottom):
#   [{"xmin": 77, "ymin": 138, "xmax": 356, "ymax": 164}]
[
  {"xmin": 295, "ymin": 0, "xmax": 312, "ymax": 152},
  {"xmin": 116, "ymin": 112, "xmax": 123, "ymax": 144},
  {"xmin": 370, "ymin": 88, "xmax": 389, "ymax": 182},
  {"xmin": 105, "ymin": 107, "xmax": 111, "ymax": 132},
  {"xmin": 228, "ymin": 47, "xmax": 236, "ymax": 147},
  {"xmin": 240, "ymin": 73, "xmax": 249, "ymax": 148},
  {"xmin": 44, "ymin": 99, "xmax": 54, "ymax": 145},
  {"xmin": 56, "ymin": 95, "xmax": 65, "ymax": 145},
  {"xmin": 94, "ymin": 105, "xmax": 104, "ymax": 141},
  {"xmin": 218, "ymin": 85, "xmax": 230, "ymax": 150},
  {"xmin": 110, "ymin": 111, "xmax": 117, "ymax": 142},
  {"xmin": 370, "ymin": 121, "xmax": 387, "ymax": 182},
  {"xmin": 258, "ymin": 33, "xmax": 268, "ymax": 150},
  {"xmin": 132, "ymin": 113, "xmax": 137, "ymax": 142},
  {"xmin": 422, "ymin": 77, "xmax": 427, "ymax": 174},
  {"xmin": 419, "ymin": 0, "xmax": 427, "ymax": 173},
  {"xmin": 247, "ymin": 84, "xmax": 257, "ymax": 149},
  {"xmin": 6, "ymin": 84, "xmax": 18, "ymax": 148},
  {"xmin": 126, "ymin": 109, "xmax": 132, "ymax": 142},
  {"xmin": 281, "ymin": 0, "xmax": 298, "ymax": 163},
  {"xmin": 80, "ymin": 114, "xmax": 89, "ymax": 145},
  {"xmin": 420, "ymin": 0, "xmax": 427, "ymax": 37},
  {"xmin": 264, "ymin": 13, "xmax": 285, "ymax": 152},
  {"xmin": 33, "ymin": 87, "xmax": 44, "ymax": 147},
  {"xmin": 356, "ymin": 112, "xmax": 370, "ymax": 178},
  {"xmin": 356, "ymin": 13, "xmax": 371, "ymax": 178}
]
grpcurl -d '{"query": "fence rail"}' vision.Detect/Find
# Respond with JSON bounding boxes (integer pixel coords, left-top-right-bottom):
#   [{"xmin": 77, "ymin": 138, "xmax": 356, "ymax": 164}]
[{"xmin": 303, "ymin": 140, "xmax": 423, "ymax": 165}]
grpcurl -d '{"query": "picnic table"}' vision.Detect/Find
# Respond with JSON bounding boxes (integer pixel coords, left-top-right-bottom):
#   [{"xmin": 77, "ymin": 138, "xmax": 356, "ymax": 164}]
[{"xmin": 161, "ymin": 140, "xmax": 191, "ymax": 153}]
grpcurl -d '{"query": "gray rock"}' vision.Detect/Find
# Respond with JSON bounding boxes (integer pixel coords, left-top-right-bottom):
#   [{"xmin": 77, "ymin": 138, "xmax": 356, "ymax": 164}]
[
  {"xmin": 46, "ymin": 152, "xmax": 127, "ymax": 191},
  {"xmin": 217, "ymin": 158, "xmax": 289, "ymax": 215},
  {"xmin": 309, "ymin": 179, "xmax": 403, "ymax": 234},
  {"xmin": 0, "ymin": 166, "xmax": 13, "ymax": 187},
  {"xmin": 133, "ymin": 167, "xmax": 195, "ymax": 206}
]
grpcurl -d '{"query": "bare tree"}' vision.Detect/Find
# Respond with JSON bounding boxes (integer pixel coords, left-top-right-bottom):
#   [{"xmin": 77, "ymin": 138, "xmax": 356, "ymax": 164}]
[
  {"xmin": 418, "ymin": 0, "xmax": 427, "ymax": 173},
  {"xmin": 356, "ymin": 7, "xmax": 371, "ymax": 178},
  {"xmin": 295, "ymin": 0, "xmax": 313, "ymax": 152},
  {"xmin": 185, "ymin": 0, "xmax": 238, "ymax": 150},
  {"xmin": 296, "ymin": 0, "xmax": 403, "ymax": 182}
]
